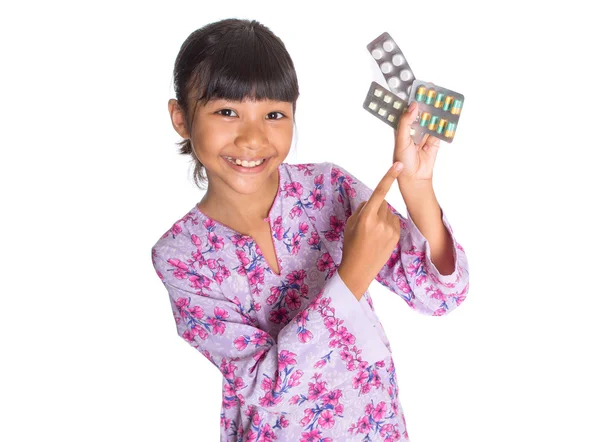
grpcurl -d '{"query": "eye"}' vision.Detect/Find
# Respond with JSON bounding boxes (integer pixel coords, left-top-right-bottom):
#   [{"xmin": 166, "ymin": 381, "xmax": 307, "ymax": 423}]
[
  {"xmin": 267, "ymin": 111, "xmax": 285, "ymax": 120},
  {"xmin": 216, "ymin": 109, "xmax": 238, "ymax": 117}
]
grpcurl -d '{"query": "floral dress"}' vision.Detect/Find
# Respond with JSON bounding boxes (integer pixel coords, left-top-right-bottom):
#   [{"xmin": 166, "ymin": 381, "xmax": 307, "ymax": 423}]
[{"xmin": 151, "ymin": 161, "xmax": 470, "ymax": 441}]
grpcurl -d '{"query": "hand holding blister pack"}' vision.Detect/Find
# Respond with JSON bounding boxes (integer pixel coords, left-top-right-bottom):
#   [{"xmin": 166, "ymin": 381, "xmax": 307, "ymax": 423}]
[{"xmin": 363, "ymin": 31, "xmax": 465, "ymax": 144}]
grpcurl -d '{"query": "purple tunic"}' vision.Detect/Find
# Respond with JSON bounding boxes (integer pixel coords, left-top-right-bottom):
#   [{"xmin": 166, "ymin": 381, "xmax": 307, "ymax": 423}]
[{"xmin": 151, "ymin": 161, "xmax": 469, "ymax": 441}]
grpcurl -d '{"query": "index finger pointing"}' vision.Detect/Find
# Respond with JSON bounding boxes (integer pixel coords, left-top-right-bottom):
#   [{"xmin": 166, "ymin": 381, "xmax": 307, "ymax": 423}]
[{"xmin": 364, "ymin": 162, "xmax": 403, "ymax": 214}]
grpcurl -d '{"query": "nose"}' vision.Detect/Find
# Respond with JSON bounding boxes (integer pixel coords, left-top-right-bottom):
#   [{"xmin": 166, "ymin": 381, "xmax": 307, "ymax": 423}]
[{"xmin": 235, "ymin": 120, "xmax": 269, "ymax": 150}]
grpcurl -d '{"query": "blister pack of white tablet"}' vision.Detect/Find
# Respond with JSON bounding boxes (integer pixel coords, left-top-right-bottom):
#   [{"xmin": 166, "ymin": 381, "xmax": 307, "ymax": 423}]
[
  {"xmin": 367, "ymin": 32, "xmax": 415, "ymax": 101},
  {"xmin": 362, "ymin": 81, "xmax": 408, "ymax": 130}
]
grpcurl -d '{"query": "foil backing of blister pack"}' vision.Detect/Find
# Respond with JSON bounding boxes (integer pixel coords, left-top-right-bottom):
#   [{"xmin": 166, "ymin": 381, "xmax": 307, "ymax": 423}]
[
  {"xmin": 408, "ymin": 80, "xmax": 464, "ymax": 144},
  {"xmin": 362, "ymin": 81, "xmax": 408, "ymax": 130},
  {"xmin": 367, "ymin": 32, "xmax": 415, "ymax": 101}
]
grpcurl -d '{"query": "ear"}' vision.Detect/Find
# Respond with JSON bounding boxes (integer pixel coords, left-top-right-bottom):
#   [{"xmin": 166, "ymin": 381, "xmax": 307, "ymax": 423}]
[{"xmin": 168, "ymin": 99, "xmax": 191, "ymax": 139}]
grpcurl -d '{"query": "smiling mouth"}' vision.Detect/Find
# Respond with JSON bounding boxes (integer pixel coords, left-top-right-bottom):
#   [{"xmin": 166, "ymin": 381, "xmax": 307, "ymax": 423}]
[{"xmin": 222, "ymin": 156, "xmax": 268, "ymax": 168}]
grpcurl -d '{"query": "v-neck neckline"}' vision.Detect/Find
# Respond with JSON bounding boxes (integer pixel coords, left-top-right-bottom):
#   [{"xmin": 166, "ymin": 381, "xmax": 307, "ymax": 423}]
[{"xmin": 192, "ymin": 163, "xmax": 284, "ymax": 277}]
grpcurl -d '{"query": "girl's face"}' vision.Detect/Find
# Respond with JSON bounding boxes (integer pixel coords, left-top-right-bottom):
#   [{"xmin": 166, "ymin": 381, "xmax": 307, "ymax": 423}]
[{"xmin": 188, "ymin": 97, "xmax": 294, "ymax": 196}]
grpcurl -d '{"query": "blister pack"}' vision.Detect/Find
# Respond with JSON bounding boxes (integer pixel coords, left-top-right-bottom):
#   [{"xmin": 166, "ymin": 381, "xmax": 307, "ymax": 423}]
[
  {"xmin": 408, "ymin": 80, "xmax": 464, "ymax": 144},
  {"xmin": 367, "ymin": 32, "xmax": 415, "ymax": 101},
  {"xmin": 362, "ymin": 81, "xmax": 408, "ymax": 130}
]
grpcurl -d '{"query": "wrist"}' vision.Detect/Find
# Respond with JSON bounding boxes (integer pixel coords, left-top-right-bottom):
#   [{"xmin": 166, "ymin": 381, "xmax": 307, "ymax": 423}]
[{"xmin": 337, "ymin": 263, "xmax": 367, "ymax": 301}]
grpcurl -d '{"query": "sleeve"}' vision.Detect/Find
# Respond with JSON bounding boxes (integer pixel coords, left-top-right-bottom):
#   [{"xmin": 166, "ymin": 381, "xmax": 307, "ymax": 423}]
[
  {"xmin": 151, "ymin": 246, "xmax": 391, "ymax": 416},
  {"xmin": 327, "ymin": 161, "xmax": 470, "ymax": 316}
]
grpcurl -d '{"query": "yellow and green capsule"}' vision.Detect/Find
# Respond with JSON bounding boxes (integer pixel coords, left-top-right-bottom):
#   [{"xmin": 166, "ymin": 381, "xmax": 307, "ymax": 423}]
[
  {"xmin": 450, "ymin": 99, "xmax": 463, "ymax": 115},
  {"xmin": 428, "ymin": 115, "xmax": 439, "ymax": 131},
  {"xmin": 434, "ymin": 93, "xmax": 445, "ymax": 108},
  {"xmin": 415, "ymin": 86, "xmax": 426, "ymax": 102},
  {"xmin": 425, "ymin": 89, "xmax": 437, "ymax": 105},
  {"xmin": 444, "ymin": 122, "xmax": 456, "ymax": 138},
  {"xmin": 443, "ymin": 96, "xmax": 454, "ymax": 112},
  {"xmin": 419, "ymin": 112, "xmax": 431, "ymax": 127},
  {"xmin": 436, "ymin": 119, "xmax": 447, "ymax": 134}
]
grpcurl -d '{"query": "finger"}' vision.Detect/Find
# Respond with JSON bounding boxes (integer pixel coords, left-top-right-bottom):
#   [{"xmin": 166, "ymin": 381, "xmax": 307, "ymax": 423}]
[
  {"xmin": 355, "ymin": 200, "xmax": 367, "ymax": 214},
  {"xmin": 364, "ymin": 162, "xmax": 403, "ymax": 215},
  {"xmin": 422, "ymin": 134, "xmax": 441, "ymax": 152},
  {"xmin": 397, "ymin": 101, "xmax": 419, "ymax": 147}
]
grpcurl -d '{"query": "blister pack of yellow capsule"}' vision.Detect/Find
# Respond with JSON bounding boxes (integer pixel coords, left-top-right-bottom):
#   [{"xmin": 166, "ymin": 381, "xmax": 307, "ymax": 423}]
[
  {"xmin": 362, "ymin": 81, "xmax": 409, "ymax": 129},
  {"xmin": 367, "ymin": 32, "xmax": 415, "ymax": 101},
  {"xmin": 408, "ymin": 80, "xmax": 464, "ymax": 144}
]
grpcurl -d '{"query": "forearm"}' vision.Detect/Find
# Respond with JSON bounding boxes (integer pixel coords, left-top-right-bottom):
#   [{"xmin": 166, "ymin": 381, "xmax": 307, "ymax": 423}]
[{"xmin": 397, "ymin": 178, "xmax": 455, "ymax": 275}]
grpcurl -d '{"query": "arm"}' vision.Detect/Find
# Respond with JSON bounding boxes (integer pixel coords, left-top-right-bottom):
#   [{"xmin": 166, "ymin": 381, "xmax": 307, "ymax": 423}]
[
  {"xmin": 151, "ymin": 246, "xmax": 390, "ymax": 416},
  {"xmin": 328, "ymin": 162, "xmax": 469, "ymax": 316}
]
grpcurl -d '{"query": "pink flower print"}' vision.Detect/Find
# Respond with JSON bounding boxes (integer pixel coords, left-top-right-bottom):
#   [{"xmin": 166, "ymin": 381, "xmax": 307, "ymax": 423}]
[
  {"xmin": 318, "ymin": 409, "xmax": 335, "ymax": 429},
  {"xmin": 308, "ymin": 187, "xmax": 325, "ymax": 210},
  {"xmin": 235, "ymin": 249, "xmax": 251, "ymax": 266},
  {"xmin": 314, "ymin": 173, "xmax": 324, "ymax": 187},
  {"xmin": 372, "ymin": 401, "xmax": 387, "ymax": 421},
  {"xmin": 316, "ymin": 252, "xmax": 335, "ymax": 273},
  {"xmin": 284, "ymin": 181, "xmax": 303, "ymax": 198},
  {"xmin": 231, "ymin": 233, "xmax": 252, "ymax": 248},
  {"xmin": 290, "ymin": 205, "xmax": 302, "ymax": 219},
  {"xmin": 202, "ymin": 218, "xmax": 216, "ymax": 230},
  {"xmin": 288, "ymin": 370, "xmax": 303, "ymax": 388},
  {"xmin": 352, "ymin": 370, "xmax": 369, "ymax": 389},
  {"xmin": 298, "ymin": 327, "xmax": 313, "ymax": 344},
  {"xmin": 429, "ymin": 286, "xmax": 447, "ymax": 302},
  {"xmin": 355, "ymin": 416, "xmax": 372, "ymax": 434},
  {"xmin": 170, "ymin": 222, "xmax": 183, "ymax": 236},
  {"xmin": 267, "ymin": 285, "xmax": 283, "ymax": 306},
  {"xmin": 329, "ymin": 215, "xmax": 345, "ymax": 234},
  {"xmin": 207, "ymin": 231, "xmax": 224, "ymax": 251},
  {"xmin": 277, "ymin": 350, "xmax": 297, "ymax": 371},
  {"xmin": 167, "ymin": 258, "xmax": 189, "ymax": 279},
  {"xmin": 321, "ymin": 388, "xmax": 342, "ymax": 407},
  {"xmin": 247, "ymin": 266, "xmax": 265, "ymax": 286},
  {"xmin": 285, "ymin": 289, "xmax": 302, "ymax": 310},
  {"xmin": 330, "ymin": 167, "xmax": 342, "ymax": 184},
  {"xmin": 290, "ymin": 232, "xmax": 302, "ymax": 255},
  {"xmin": 206, "ymin": 258, "xmax": 219, "ymax": 270},
  {"xmin": 314, "ymin": 358, "xmax": 326, "ymax": 369},
  {"xmin": 272, "ymin": 224, "xmax": 284, "ymax": 241},
  {"xmin": 341, "ymin": 179, "xmax": 357, "ymax": 199},
  {"xmin": 269, "ymin": 307, "xmax": 289, "ymax": 324},
  {"xmin": 433, "ymin": 307, "xmax": 447, "ymax": 316},
  {"xmin": 259, "ymin": 390, "xmax": 284, "ymax": 408},
  {"xmin": 188, "ymin": 273, "xmax": 211, "ymax": 291},
  {"xmin": 307, "ymin": 231, "xmax": 320, "ymax": 247},
  {"xmin": 234, "ymin": 335, "xmax": 248, "ymax": 351},
  {"xmin": 298, "ymin": 222, "xmax": 309, "ymax": 235},
  {"xmin": 206, "ymin": 306, "xmax": 229, "ymax": 335},
  {"xmin": 262, "ymin": 425, "xmax": 277, "ymax": 441},
  {"xmin": 286, "ymin": 269, "xmax": 307, "ymax": 286},
  {"xmin": 299, "ymin": 429, "xmax": 320, "ymax": 442},
  {"xmin": 308, "ymin": 380, "xmax": 327, "ymax": 401}
]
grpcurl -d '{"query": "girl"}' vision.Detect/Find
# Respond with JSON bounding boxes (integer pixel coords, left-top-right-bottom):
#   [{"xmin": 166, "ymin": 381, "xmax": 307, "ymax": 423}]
[{"xmin": 151, "ymin": 18, "xmax": 469, "ymax": 441}]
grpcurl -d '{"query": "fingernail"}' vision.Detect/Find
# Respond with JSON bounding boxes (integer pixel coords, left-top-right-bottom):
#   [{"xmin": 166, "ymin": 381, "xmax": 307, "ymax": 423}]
[{"xmin": 394, "ymin": 162, "xmax": 403, "ymax": 171}]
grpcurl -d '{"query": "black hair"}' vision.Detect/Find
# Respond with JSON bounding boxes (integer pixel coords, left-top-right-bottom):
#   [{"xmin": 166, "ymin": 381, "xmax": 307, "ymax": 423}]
[{"xmin": 171, "ymin": 18, "xmax": 300, "ymax": 189}]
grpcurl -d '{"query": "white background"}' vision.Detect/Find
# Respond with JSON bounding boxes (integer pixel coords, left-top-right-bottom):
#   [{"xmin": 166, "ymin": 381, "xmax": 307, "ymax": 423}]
[{"xmin": 1, "ymin": 0, "xmax": 599, "ymax": 441}]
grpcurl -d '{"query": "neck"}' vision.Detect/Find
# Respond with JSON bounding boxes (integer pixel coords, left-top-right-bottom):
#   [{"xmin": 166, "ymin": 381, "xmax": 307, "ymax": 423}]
[{"xmin": 200, "ymin": 167, "xmax": 280, "ymax": 226}]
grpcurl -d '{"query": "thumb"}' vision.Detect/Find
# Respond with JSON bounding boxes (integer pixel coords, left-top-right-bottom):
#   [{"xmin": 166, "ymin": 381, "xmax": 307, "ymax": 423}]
[{"xmin": 397, "ymin": 101, "xmax": 418, "ymax": 147}]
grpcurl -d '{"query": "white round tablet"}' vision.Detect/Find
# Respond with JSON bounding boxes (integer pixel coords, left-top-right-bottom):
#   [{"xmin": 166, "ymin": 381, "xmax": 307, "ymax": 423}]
[
  {"xmin": 400, "ymin": 69, "xmax": 412, "ymax": 81},
  {"xmin": 371, "ymin": 49, "xmax": 384, "ymax": 60},
  {"xmin": 398, "ymin": 92, "xmax": 408, "ymax": 100},
  {"xmin": 383, "ymin": 40, "xmax": 395, "ymax": 52},
  {"xmin": 380, "ymin": 62, "xmax": 392, "ymax": 74},
  {"xmin": 392, "ymin": 54, "xmax": 405, "ymax": 66},
  {"xmin": 388, "ymin": 76, "xmax": 400, "ymax": 89}
]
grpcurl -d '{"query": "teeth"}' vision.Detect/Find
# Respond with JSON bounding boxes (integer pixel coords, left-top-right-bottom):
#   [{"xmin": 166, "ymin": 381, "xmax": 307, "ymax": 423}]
[{"xmin": 224, "ymin": 156, "xmax": 265, "ymax": 168}]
